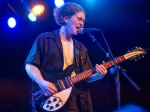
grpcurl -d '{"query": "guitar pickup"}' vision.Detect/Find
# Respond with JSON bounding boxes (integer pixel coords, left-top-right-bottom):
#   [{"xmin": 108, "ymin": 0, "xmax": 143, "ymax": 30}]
[
  {"xmin": 65, "ymin": 76, "xmax": 73, "ymax": 87},
  {"xmin": 57, "ymin": 80, "xmax": 66, "ymax": 90}
]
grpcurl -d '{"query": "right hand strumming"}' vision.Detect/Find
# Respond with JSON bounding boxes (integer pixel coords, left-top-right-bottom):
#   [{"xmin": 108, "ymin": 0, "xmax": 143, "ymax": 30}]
[{"xmin": 38, "ymin": 80, "xmax": 58, "ymax": 96}]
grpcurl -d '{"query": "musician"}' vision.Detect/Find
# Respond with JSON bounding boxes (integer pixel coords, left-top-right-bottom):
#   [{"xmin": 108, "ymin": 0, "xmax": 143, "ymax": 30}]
[{"xmin": 25, "ymin": 2, "xmax": 107, "ymax": 112}]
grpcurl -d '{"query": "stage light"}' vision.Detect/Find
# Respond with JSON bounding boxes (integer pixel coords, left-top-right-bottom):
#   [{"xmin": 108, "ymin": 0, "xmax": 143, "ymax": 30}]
[
  {"xmin": 54, "ymin": 0, "xmax": 64, "ymax": 7},
  {"xmin": 8, "ymin": 17, "xmax": 16, "ymax": 28},
  {"xmin": 31, "ymin": 4, "xmax": 44, "ymax": 16},
  {"xmin": 28, "ymin": 13, "xmax": 37, "ymax": 22}
]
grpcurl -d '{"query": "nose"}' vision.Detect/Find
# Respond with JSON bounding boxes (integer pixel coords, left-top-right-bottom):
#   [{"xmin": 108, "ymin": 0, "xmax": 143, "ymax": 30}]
[{"xmin": 80, "ymin": 21, "xmax": 84, "ymax": 27}]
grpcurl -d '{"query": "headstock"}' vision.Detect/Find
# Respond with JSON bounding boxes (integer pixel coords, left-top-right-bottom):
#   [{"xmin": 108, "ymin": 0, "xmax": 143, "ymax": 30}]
[{"xmin": 124, "ymin": 47, "xmax": 147, "ymax": 61}]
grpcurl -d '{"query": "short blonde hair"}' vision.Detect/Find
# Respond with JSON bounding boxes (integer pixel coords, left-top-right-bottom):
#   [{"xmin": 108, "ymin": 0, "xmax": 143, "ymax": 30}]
[{"xmin": 53, "ymin": 2, "xmax": 86, "ymax": 26}]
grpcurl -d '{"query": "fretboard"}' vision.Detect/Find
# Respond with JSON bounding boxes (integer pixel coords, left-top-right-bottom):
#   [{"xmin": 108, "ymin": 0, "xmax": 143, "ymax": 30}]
[{"xmin": 71, "ymin": 55, "xmax": 125, "ymax": 83}]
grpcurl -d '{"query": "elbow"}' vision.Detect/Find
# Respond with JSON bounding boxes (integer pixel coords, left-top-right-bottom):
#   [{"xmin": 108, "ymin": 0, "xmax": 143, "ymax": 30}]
[
  {"xmin": 25, "ymin": 63, "xmax": 30, "ymax": 71},
  {"xmin": 25, "ymin": 63, "xmax": 34, "ymax": 72}
]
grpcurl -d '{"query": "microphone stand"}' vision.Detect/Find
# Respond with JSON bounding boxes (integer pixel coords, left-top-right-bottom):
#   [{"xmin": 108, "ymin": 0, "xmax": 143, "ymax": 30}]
[{"xmin": 87, "ymin": 32, "xmax": 140, "ymax": 110}]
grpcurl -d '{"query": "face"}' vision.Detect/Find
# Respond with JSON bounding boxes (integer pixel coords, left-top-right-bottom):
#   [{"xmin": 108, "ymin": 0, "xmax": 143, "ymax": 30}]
[{"xmin": 64, "ymin": 11, "xmax": 85, "ymax": 35}]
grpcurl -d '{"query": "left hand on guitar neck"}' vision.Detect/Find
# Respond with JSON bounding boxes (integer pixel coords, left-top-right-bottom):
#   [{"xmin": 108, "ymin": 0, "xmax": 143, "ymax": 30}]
[
  {"xmin": 95, "ymin": 61, "xmax": 107, "ymax": 79},
  {"xmin": 87, "ymin": 61, "xmax": 107, "ymax": 83}
]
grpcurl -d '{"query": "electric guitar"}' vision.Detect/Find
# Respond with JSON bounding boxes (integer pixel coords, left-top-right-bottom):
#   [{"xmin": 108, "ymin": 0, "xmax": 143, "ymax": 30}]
[{"xmin": 33, "ymin": 47, "xmax": 147, "ymax": 111}]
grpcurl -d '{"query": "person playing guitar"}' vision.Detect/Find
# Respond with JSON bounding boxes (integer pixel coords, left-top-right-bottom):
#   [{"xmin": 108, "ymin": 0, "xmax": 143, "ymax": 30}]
[{"xmin": 25, "ymin": 2, "xmax": 107, "ymax": 112}]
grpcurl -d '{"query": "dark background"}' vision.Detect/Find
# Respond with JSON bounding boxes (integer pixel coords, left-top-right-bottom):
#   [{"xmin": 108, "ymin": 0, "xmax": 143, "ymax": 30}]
[{"xmin": 0, "ymin": 0, "xmax": 150, "ymax": 111}]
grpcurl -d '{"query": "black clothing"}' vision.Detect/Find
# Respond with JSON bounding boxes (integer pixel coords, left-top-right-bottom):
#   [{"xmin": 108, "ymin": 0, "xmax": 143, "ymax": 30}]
[{"xmin": 25, "ymin": 30, "xmax": 93, "ymax": 112}]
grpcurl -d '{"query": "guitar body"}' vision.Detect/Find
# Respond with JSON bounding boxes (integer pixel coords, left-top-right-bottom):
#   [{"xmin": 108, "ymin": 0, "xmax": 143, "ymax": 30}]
[
  {"xmin": 42, "ymin": 87, "xmax": 72, "ymax": 111},
  {"xmin": 42, "ymin": 86, "xmax": 82, "ymax": 111},
  {"xmin": 33, "ymin": 64, "xmax": 81, "ymax": 111}
]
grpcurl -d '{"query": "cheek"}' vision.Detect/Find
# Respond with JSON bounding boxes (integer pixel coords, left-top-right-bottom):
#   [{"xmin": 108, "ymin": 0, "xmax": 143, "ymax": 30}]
[
  {"xmin": 68, "ymin": 21, "xmax": 76, "ymax": 29},
  {"xmin": 70, "ymin": 19, "xmax": 77, "ymax": 25}
]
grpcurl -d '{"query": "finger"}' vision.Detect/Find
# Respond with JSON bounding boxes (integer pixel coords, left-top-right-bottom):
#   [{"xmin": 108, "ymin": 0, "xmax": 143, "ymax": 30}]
[
  {"xmin": 44, "ymin": 92, "xmax": 49, "ymax": 96},
  {"xmin": 97, "ymin": 70, "xmax": 103, "ymax": 75},
  {"xmin": 43, "ymin": 90, "xmax": 52, "ymax": 96},
  {"xmin": 102, "ymin": 61, "xmax": 105, "ymax": 64},
  {"xmin": 96, "ymin": 64, "xmax": 104, "ymax": 72},
  {"xmin": 96, "ymin": 65, "xmax": 104, "ymax": 75},
  {"xmin": 101, "ymin": 65, "xmax": 107, "ymax": 73},
  {"xmin": 96, "ymin": 64, "xmax": 107, "ymax": 74},
  {"xmin": 96, "ymin": 65, "xmax": 106, "ymax": 75},
  {"xmin": 46, "ymin": 82, "xmax": 57, "ymax": 92},
  {"xmin": 46, "ymin": 89, "xmax": 53, "ymax": 95},
  {"xmin": 49, "ymin": 83, "xmax": 58, "ymax": 92},
  {"xmin": 47, "ymin": 88, "xmax": 56, "ymax": 94}
]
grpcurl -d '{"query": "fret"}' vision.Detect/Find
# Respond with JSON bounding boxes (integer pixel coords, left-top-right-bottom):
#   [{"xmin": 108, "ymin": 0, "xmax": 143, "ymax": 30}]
[
  {"xmin": 120, "ymin": 56, "xmax": 125, "ymax": 62},
  {"xmin": 85, "ymin": 71, "xmax": 88, "ymax": 76},
  {"xmin": 118, "ymin": 57, "xmax": 123, "ymax": 62},
  {"xmin": 106, "ymin": 62, "xmax": 110, "ymax": 68},
  {"xmin": 78, "ymin": 73, "xmax": 82, "ymax": 82},
  {"xmin": 116, "ymin": 57, "xmax": 121, "ymax": 63},
  {"xmin": 74, "ymin": 76, "xmax": 77, "ymax": 83},
  {"xmin": 73, "ymin": 76, "xmax": 76, "ymax": 83},
  {"xmin": 76, "ymin": 74, "xmax": 80, "ymax": 82},
  {"xmin": 73, "ymin": 76, "xmax": 77, "ymax": 83},
  {"xmin": 81, "ymin": 73, "xmax": 85, "ymax": 80},
  {"xmin": 115, "ymin": 58, "xmax": 119, "ymax": 63},
  {"xmin": 109, "ymin": 61, "xmax": 114, "ymax": 66},
  {"xmin": 102, "ymin": 63, "xmax": 107, "ymax": 68},
  {"xmin": 80, "ymin": 73, "xmax": 83, "ymax": 81},
  {"xmin": 115, "ymin": 56, "xmax": 124, "ymax": 63},
  {"xmin": 86, "ymin": 71, "xmax": 90, "ymax": 78},
  {"xmin": 81, "ymin": 72, "xmax": 84, "ymax": 80},
  {"xmin": 80, "ymin": 73, "xmax": 84, "ymax": 81},
  {"xmin": 107, "ymin": 61, "xmax": 112, "ymax": 67},
  {"xmin": 75, "ymin": 75, "xmax": 78, "ymax": 82},
  {"xmin": 71, "ymin": 76, "xmax": 75, "ymax": 83},
  {"xmin": 77, "ymin": 74, "xmax": 81, "ymax": 82},
  {"xmin": 80, "ymin": 75, "xmax": 84, "ymax": 80},
  {"xmin": 78, "ymin": 74, "xmax": 81, "ymax": 81}
]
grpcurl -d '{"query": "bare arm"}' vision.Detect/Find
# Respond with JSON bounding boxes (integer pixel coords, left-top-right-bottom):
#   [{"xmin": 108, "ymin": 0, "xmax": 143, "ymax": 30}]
[{"xmin": 25, "ymin": 63, "xmax": 57, "ymax": 96}]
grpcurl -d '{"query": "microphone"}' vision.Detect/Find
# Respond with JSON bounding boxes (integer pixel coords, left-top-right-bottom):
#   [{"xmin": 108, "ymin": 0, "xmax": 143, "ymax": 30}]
[{"xmin": 78, "ymin": 28, "xmax": 100, "ymax": 34}]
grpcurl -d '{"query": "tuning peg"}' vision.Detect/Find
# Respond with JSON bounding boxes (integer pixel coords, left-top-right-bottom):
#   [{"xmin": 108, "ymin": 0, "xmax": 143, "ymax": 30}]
[
  {"xmin": 142, "ymin": 56, "xmax": 144, "ymax": 58},
  {"xmin": 135, "ymin": 59, "xmax": 138, "ymax": 61},
  {"xmin": 127, "ymin": 50, "xmax": 131, "ymax": 53}
]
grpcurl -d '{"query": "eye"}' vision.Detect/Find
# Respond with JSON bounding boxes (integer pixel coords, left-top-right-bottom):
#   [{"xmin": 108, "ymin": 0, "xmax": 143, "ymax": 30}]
[{"xmin": 77, "ymin": 17, "xmax": 85, "ymax": 23}]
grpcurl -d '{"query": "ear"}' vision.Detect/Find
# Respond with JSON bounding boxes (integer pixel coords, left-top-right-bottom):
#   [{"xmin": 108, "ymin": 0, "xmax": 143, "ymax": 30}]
[{"xmin": 63, "ymin": 16, "xmax": 68, "ymax": 23}]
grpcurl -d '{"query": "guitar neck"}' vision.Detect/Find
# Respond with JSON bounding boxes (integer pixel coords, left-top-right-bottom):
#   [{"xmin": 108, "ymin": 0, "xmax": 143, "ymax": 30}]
[{"xmin": 71, "ymin": 55, "xmax": 125, "ymax": 84}]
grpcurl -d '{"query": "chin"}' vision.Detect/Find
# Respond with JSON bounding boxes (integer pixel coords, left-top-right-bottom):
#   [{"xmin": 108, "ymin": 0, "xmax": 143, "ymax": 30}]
[
  {"xmin": 74, "ymin": 33, "xmax": 78, "ymax": 35},
  {"xmin": 73, "ymin": 31, "xmax": 79, "ymax": 35}
]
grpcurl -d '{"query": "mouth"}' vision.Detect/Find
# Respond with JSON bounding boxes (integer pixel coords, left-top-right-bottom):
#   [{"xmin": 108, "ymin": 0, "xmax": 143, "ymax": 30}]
[{"xmin": 76, "ymin": 26, "xmax": 81, "ymax": 33}]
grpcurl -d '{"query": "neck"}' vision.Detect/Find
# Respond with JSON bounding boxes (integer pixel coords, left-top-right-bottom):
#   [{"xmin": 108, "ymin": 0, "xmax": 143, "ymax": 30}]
[{"xmin": 60, "ymin": 26, "xmax": 72, "ymax": 42}]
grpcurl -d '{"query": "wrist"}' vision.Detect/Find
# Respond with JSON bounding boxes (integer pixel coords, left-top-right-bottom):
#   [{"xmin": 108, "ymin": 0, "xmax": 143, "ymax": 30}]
[{"xmin": 36, "ymin": 79, "xmax": 45, "ymax": 85}]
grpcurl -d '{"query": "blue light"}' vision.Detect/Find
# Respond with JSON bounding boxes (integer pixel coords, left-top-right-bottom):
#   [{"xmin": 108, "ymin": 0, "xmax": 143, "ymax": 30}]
[
  {"xmin": 54, "ymin": 0, "xmax": 64, "ymax": 7},
  {"xmin": 8, "ymin": 17, "xmax": 16, "ymax": 28},
  {"xmin": 28, "ymin": 13, "xmax": 37, "ymax": 22}
]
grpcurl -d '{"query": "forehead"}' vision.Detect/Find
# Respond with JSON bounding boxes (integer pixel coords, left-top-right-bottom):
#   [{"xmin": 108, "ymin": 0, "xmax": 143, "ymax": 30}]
[{"xmin": 73, "ymin": 11, "xmax": 85, "ymax": 19}]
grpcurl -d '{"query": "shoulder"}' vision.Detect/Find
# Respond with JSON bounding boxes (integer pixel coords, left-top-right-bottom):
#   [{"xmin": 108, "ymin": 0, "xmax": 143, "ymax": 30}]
[{"xmin": 36, "ymin": 30, "xmax": 58, "ymax": 40}]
